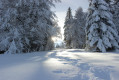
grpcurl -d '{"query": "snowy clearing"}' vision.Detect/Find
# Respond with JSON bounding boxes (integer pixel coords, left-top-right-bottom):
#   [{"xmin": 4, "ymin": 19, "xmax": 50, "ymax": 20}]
[{"xmin": 0, "ymin": 49, "xmax": 119, "ymax": 80}]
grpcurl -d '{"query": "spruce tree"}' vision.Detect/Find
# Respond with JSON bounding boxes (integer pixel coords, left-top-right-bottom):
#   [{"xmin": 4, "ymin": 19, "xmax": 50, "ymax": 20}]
[
  {"xmin": 0, "ymin": 0, "xmax": 23, "ymax": 54},
  {"xmin": 64, "ymin": 7, "xmax": 73, "ymax": 48},
  {"xmin": 86, "ymin": 0, "xmax": 119, "ymax": 52},
  {"xmin": 71, "ymin": 7, "xmax": 86, "ymax": 49}
]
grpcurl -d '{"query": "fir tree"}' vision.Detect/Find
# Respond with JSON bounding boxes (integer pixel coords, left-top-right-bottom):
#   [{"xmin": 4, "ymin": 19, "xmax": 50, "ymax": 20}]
[
  {"xmin": 64, "ymin": 7, "xmax": 73, "ymax": 48},
  {"xmin": 71, "ymin": 7, "xmax": 86, "ymax": 49},
  {"xmin": 0, "ymin": 0, "xmax": 23, "ymax": 54},
  {"xmin": 86, "ymin": 0, "xmax": 119, "ymax": 52}
]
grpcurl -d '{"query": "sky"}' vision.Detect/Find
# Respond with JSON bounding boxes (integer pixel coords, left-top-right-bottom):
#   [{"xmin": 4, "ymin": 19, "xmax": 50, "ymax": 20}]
[{"xmin": 52, "ymin": 0, "xmax": 89, "ymax": 34}]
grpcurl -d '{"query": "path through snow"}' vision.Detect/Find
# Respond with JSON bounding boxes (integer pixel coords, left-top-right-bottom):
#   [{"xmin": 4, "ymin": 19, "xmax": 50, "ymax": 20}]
[{"xmin": 0, "ymin": 49, "xmax": 119, "ymax": 80}]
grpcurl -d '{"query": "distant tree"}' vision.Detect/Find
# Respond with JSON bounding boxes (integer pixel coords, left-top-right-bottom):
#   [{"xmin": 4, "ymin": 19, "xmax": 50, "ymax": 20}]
[
  {"xmin": 64, "ymin": 7, "xmax": 73, "ymax": 48},
  {"xmin": 86, "ymin": 0, "xmax": 119, "ymax": 52},
  {"xmin": 55, "ymin": 42, "xmax": 65, "ymax": 48},
  {"xmin": 71, "ymin": 7, "xmax": 86, "ymax": 49}
]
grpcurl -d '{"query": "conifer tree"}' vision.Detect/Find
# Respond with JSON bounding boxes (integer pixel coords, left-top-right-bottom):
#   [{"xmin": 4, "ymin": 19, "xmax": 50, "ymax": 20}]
[
  {"xmin": 112, "ymin": 0, "xmax": 119, "ymax": 35},
  {"xmin": 71, "ymin": 7, "xmax": 86, "ymax": 49},
  {"xmin": 64, "ymin": 7, "xmax": 73, "ymax": 48},
  {"xmin": 86, "ymin": 0, "xmax": 119, "ymax": 52},
  {"xmin": 0, "ymin": 0, "xmax": 23, "ymax": 54}
]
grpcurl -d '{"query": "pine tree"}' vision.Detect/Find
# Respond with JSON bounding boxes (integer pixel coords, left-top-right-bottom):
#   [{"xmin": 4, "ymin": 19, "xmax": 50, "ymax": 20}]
[
  {"xmin": 71, "ymin": 7, "xmax": 86, "ymax": 49},
  {"xmin": 86, "ymin": 0, "xmax": 119, "ymax": 52},
  {"xmin": 64, "ymin": 7, "xmax": 73, "ymax": 48}
]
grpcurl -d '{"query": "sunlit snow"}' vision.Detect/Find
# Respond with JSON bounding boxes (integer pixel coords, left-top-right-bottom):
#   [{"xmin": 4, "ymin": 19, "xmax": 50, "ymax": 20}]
[{"xmin": 0, "ymin": 49, "xmax": 119, "ymax": 80}]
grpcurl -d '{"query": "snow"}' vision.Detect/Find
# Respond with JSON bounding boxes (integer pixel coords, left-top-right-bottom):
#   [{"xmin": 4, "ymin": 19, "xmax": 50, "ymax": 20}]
[{"xmin": 0, "ymin": 49, "xmax": 119, "ymax": 80}]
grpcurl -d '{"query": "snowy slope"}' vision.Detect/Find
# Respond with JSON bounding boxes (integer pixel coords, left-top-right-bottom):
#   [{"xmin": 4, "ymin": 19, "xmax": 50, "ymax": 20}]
[{"xmin": 0, "ymin": 49, "xmax": 119, "ymax": 80}]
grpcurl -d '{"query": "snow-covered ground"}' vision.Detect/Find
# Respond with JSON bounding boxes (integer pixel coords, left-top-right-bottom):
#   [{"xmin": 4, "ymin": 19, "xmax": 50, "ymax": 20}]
[{"xmin": 0, "ymin": 49, "xmax": 119, "ymax": 80}]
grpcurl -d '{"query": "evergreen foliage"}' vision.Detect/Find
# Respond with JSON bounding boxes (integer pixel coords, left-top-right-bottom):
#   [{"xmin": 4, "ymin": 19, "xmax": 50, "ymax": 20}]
[
  {"xmin": 71, "ymin": 7, "xmax": 86, "ymax": 49},
  {"xmin": 86, "ymin": 0, "xmax": 119, "ymax": 52},
  {"xmin": 64, "ymin": 7, "xmax": 73, "ymax": 48}
]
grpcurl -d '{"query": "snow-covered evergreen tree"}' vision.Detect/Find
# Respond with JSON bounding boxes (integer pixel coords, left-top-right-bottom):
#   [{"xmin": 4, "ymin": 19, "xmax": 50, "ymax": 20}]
[
  {"xmin": 0, "ymin": 0, "xmax": 23, "ymax": 54},
  {"xmin": 0, "ymin": 0, "xmax": 60, "ymax": 54},
  {"xmin": 64, "ymin": 7, "xmax": 73, "ymax": 48},
  {"xmin": 71, "ymin": 7, "xmax": 86, "ymax": 49},
  {"xmin": 112, "ymin": 0, "xmax": 119, "ymax": 35},
  {"xmin": 86, "ymin": 0, "xmax": 119, "ymax": 52}
]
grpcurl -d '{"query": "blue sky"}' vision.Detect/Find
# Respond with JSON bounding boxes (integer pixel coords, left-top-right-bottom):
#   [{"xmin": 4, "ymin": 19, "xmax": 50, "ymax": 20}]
[{"xmin": 52, "ymin": 0, "xmax": 89, "ymax": 32}]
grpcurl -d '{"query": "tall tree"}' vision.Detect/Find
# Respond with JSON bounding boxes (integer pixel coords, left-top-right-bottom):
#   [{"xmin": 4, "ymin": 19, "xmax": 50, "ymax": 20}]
[
  {"xmin": 64, "ymin": 7, "xmax": 73, "ymax": 48},
  {"xmin": 71, "ymin": 7, "xmax": 86, "ymax": 49},
  {"xmin": 86, "ymin": 0, "xmax": 119, "ymax": 52},
  {"xmin": 0, "ymin": 0, "xmax": 23, "ymax": 54}
]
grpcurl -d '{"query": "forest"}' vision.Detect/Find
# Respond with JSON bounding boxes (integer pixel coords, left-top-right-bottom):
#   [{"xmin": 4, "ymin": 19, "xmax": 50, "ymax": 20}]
[{"xmin": 0, "ymin": 0, "xmax": 119, "ymax": 54}]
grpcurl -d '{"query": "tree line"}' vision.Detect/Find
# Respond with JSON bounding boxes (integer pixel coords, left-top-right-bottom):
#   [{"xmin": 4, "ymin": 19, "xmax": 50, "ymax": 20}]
[{"xmin": 0, "ymin": 0, "xmax": 119, "ymax": 54}]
